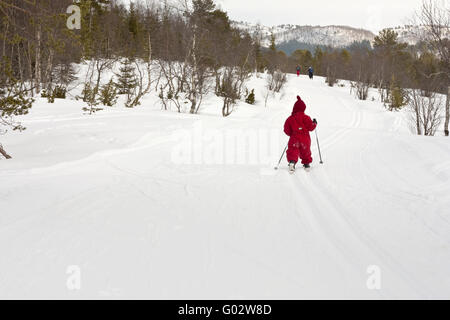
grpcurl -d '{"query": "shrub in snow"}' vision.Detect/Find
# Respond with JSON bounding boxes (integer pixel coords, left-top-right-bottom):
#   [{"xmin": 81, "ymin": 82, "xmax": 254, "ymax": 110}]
[
  {"xmin": 326, "ymin": 74, "xmax": 337, "ymax": 87},
  {"xmin": 387, "ymin": 77, "xmax": 408, "ymax": 111},
  {"xmin": 268, "ymin": 70, "xmax": 287, "ymax": 93},
  {"xmin": 100, "ymin": 79, "xmax": 118, "ymax": 107},
  {"xmin": 42, "ymin": 86, "xmax": 67, "ymax": 103},
  {"xmin": 217, "ymin": 68, "xmax": 241, "ymax": 117},
  {"xmin": 53, "ymin": 86, "xmax": 67, "ymax": 99},
  {"xmin": 264, "ymin": 70, "xmax": 287, "ymax": 107},
  {"xmin": 354, "ymin": 81, "xmax": 370, "ymax": 101},
  {"xmin": 41, "ymin": 89, "xmax": 54, "ymax": 103},
  {"xmin": 245, "ymin": 89, "xmax": 255, "ymax": 105}
]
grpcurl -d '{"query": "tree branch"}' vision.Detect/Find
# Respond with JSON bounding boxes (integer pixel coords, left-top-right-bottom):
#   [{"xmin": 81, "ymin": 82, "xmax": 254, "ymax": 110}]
[{"xmin": 0, "ymin": 143, "xmax": 12, "ymax": 159}]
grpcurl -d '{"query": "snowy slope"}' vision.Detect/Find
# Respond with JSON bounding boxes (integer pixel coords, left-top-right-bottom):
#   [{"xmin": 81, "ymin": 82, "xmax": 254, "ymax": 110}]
[{"xmin": 1, "ymin": 73, "xmax": 450, "ymax": 299}]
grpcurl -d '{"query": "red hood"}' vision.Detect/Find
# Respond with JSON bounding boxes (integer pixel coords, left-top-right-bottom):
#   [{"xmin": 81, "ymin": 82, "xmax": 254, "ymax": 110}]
[{"xmin": 292, "ymin": 96, "xmax": 306, "ymax": 115}]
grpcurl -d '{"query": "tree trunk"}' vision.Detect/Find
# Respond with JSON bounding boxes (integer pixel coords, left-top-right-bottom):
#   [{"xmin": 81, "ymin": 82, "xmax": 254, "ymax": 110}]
[
  {"xmin": 17, "ymin": 42, "xmax": 23, "ymax": 86},
  {"xmin": 2, "ymin": 21, "xmax": 8, "ymax": 57},
  {"xmin": 222, "ymin": 99, "xmax": 229, "ymax": 117},
  {"xmin": 415, "ymin": 102, "xmax": 421, "ymax": 136},
  {"xmin": 95, "ymin": 60, "xmax": 103, "ymax": 92},
  {"xmin": 189, "ymin": 28, "xmax": 198, "ymax": 115},
  {"xmin": 45, "ymin": 48, "xmax": 54, "ymax": 91},
  {"xmin": 0, "ymin": 144, "xmax": 12, "ymax": 159},
  {"xmin": 35, "ymin": 24, "xmax": 41, "ymax": 95},
  {"xmin": 189, "ymin": 95, "xmax": 197, "ymax": 114},
  {"xmin": 146, "ymin": 32, "xmax": 152, "ymax": 92},
  {"xmin": 27, "ymin": 41, "xmax": 34, "ymax": 96},
  {"xmin": 413, "ymin": 91, "xmax": 422, "ymax": 135},
  {"xmin": 445, "ymin": 86, "xmax": 449, "ymax": 136}
]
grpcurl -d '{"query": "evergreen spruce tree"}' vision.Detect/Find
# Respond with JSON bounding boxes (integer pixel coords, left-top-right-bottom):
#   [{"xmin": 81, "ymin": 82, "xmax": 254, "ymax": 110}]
[
  {"xmin": 0, "ymin": 57, "xmax": 33, "ymax": 131},
  {"xmin": 269, "ymin": 33, "xmax": 276, "ymax": 52},
  {"xmin": 115, "ymin": 58, "xmax": 137, "ymax": 97},
  {"xmin": 53, "ymin": 63, "xmax": 78, "ymax": 90},
  {"xmin": 387, "ymin": 75, "xmax": 407, "ymax": 111},
  {"xmin": 81, "ymin": 83, "xmax": 102, "ymax": 115},
  {"xmin": 0, "ymin": 57, "xmax": 34, "ymax": 158}
]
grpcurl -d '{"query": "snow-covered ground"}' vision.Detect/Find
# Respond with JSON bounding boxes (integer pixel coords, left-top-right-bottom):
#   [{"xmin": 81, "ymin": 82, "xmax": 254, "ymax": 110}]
[{"xmin": 1, "ymin": 73, "xmax": 450, "ymax": 299}]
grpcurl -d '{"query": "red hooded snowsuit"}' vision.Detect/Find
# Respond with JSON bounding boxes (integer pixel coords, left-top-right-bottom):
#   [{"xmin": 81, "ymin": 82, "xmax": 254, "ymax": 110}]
[{"xmin": 284, "ymin": 96, "xmax": 317, "ymax": 165}]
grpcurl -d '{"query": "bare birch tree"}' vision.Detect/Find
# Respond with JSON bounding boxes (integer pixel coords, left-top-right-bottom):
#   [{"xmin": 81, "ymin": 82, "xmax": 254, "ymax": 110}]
[
  {"xmin": 408, "ymin": 89, "xmax": 443, "ymax": 136},
  {"xmin": 416, "ymin": 0, "xmax": 450, "ymax": 135}
]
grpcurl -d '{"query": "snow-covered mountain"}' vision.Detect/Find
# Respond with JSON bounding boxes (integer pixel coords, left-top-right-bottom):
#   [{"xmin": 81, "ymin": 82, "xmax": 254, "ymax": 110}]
[
  {"xmin": 233, "ymin": 21, "xmax": 450, "ymax": 51},
  {"xmin": 232, "ymin": 21, "xmax": 376, "ymax": 48},
  {"xmin": 388, "ymin": 24, "xmax": 450, "ymax": 45}
]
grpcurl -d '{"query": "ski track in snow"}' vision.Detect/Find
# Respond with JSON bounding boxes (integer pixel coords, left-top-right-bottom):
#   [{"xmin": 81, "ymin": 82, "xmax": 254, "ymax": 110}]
[{"xmin": 1, "ymin": 74, "xmax": 450, "ymax": 299}]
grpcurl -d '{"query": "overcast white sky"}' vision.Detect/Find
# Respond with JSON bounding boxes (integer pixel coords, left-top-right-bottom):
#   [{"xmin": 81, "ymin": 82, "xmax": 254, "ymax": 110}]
[
  {"xmin": 214, "ymin": 0, "xmax": 424, "ymax": 32},
  {"xmin": 127, "ymin": 0, "xmax": 426, "ymax": 32}
]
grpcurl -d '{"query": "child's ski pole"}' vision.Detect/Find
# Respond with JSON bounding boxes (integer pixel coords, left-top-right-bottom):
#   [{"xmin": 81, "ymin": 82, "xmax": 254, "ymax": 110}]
[
  {"xmin": 274, "ymin": 144, "xmax": 288, "ymax": 170},
  {"xmin": 315, "ymin": 129, "xmax": 324, "ymax": 164}
]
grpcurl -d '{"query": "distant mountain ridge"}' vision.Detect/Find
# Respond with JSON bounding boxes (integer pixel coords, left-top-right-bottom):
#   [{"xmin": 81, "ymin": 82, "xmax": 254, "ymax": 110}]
[
  {"xmin": 388, "ymin": 24, "xmax": 450, "ymax": 45},
  {"xmin": 232, "ymin": 21, "xmax": 376, "ymax": 50},
  {"xmin": 232, "ymin": 21, "xmax": 448, "ymax": 54}
]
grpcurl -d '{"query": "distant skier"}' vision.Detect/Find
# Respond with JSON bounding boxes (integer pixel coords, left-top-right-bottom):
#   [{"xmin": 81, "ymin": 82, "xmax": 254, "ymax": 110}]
[
  {"xmin": 284, "ymin": 96, "xmax": 317, "ymax": 173},
  {"xmin": 308, "ymin": 67, "xmax": 314, "ymax": 80},
  {"xmin": 296, "ymin": 65, "xmax": 301, "ymax": 77}
]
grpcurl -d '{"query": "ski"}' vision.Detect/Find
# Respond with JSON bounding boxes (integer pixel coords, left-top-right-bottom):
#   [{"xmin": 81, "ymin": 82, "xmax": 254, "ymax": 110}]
[{"xmin": 289, "ymin": 162, "xmax": 296, "ymax": 174}]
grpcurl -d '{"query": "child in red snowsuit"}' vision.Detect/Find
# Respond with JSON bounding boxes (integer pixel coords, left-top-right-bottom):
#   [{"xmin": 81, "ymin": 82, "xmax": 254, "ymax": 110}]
[{"xmin": 284, "ymin": 96, "xmax": 317, "ymax": 169}]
